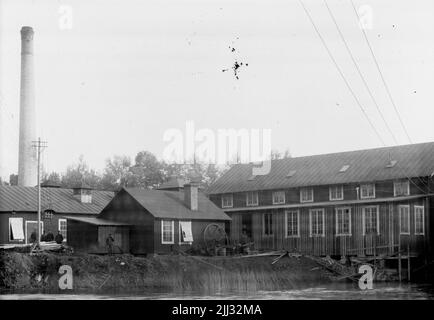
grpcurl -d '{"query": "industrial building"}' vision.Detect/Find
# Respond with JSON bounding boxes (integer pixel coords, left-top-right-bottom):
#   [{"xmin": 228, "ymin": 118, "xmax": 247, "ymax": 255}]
[{"xmin": 207, "ymin": 142, "xmax": 434, "ymax": 260}]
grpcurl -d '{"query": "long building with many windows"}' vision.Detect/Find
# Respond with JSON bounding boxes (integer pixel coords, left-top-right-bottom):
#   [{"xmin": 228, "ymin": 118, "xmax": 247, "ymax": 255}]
[{"xmin": 207, "ymin": 142, "xmax": 434, "ymax": 258}]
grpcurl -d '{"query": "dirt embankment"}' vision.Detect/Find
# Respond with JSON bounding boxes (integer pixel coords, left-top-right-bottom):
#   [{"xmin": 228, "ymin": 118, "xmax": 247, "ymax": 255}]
[{"xmin": 0, "ymin": 251, "xmax": 333, "ymax": 294}]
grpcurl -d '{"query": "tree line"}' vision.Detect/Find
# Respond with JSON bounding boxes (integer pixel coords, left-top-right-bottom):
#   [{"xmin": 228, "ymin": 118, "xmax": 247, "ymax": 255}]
[{"xmin": 2, "ymin": 149, "xmax": 291, "ymax": 191}]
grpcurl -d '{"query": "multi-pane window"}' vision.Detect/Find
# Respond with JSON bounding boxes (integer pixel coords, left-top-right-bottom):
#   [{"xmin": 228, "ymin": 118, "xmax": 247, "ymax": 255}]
[
  {"xmin": 329, "ymin": 185, "xmax": 344, "ymax": 201},
  {"xmin": 58, "ymin": 219, "xmax": 67, "ymax": 241},
  {"xmin": 399, "ymin": 205, "xmax": 410, "ymax": 235},
  {"xmin": 300, "ymin": 188, "xmax": 314, "ymax": 203},
  {"xmin": 360, "ymin": 183, "xmax": 375, "ymax": 199},
  {"xmin": 414, "ymin": 206, "xmax": 425, "ymax": 235},
  {"xmin": 336, "ymin": 207, "xmax": 351, "ymax": 236},
  {"xmin": 263, "ymin": 213, "xmax": 273, "ymax": 236},
  {"xmin": 394, "ymin": 180, "xmax": 410, "ymax": 197},
  {"xmin": 285, "ymin": 210, "xmax": 299, "ymax": 237},
  {"xmin": 246, "ymin": 191, "xmax": 259, "ymax": 206},
  {"xmin": 161, "ymin": 220, "xmax": 174, "ymax": 244},
  {"xmin": 309, "ymin": 209, "xmax": 324, "ymax": 237},
  {"xmin": 221, "ymin": 194, "xmax": 233, "ymax": 208},
  {"xmin": 9, "ymin": 218, "xmax": 24, "ymax": 241},
  {"xmin": 363, "ymin": 206, "xmax": 379, "ymax": 235},
  {"xmin": 272, "ymin": 191, "xmax": 285, "ymax": 205}
]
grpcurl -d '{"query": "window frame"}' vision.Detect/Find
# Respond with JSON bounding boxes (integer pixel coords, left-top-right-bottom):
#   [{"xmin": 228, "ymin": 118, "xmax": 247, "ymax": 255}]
[
  {"xmin": 262, "ymin": 213, "xmax": 273, "ymax": 236},
  {"xmin": 414, "ymin": 205, "xmax": 425, "ymax": 236},
  {"xmin": 221, "ymin": 194, "xmax": 234, "ymax": 208},
  {"xmin": 329, "ymin": 185, "xmax": 344, "ymax": 201},
  {"xmin": 161, "ymin": 220, "xmax": 175, "ymax": 244},
  {"xmin": 285, "ymin": 210, "xmax": 300, "ymax": 238},
  {"xmin": 360, "ymin": 183, "xmax": 376, "ymax": 199},
  {"xmin": 309, "ymin": 208, "xmax": 325, "ymax": 237},
  {"xmin": 398, "ymin": 205, "xmax": 410, "ymax": 235},
  {"xmin": 335, "ymin": 207, "xmax": 352, "ymax": 236},
  {"xmin": 300, "ymin": 188, "xmax": 314, "ymax": 203},
  {"xmin": 9, "ymin": 217, "xmax": 25, "ymax": 242},
  {"xmin": 24, "ymin": 220, "xmax": 44, "ymax": 244},
  {"xmin": 58, "ymin": 218, "xmax": 67, "ymax": 242},
  {"xmin": 272, "ymin": 191, "xmax": 286, "ymax": 205},
  {"xmin": 246, "ymin": 191, "xmax": 259, "ymax": 207},
  {"xmin": 394, "ymin": 180, "xmax": 410, "ymax": 197},
  {"xmin": 362, "ymin": 205, "xmax": 380, "ymax": 236}
]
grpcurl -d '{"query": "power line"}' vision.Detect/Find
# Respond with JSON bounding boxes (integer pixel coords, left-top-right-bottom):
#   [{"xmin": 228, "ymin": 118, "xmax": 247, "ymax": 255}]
[
  {"xmin": 347, "ymin": 0, "xmax": 430, "ymax": 193},
  {"xmin": 323, "ymin": 0, "xmax": 399, "ymax": 145},
  {"xmin": 298, "ymin": 0, "xmax": 386, "ymax": 146},
  {"xmin": 349, "ymin": 0, "xmax": 412, "ymax": 143},
  {"xmin": 324, "ymin": 0, "xmax": 429, "ymax": 193}
]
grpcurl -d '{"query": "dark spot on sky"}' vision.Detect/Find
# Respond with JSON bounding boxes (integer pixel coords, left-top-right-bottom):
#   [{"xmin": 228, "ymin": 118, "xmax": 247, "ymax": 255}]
[
  {"xmin": 377, "ymin": 34, "xmax": 381, "ymax": 38},
  {"xmin": 414, "ymin": 90, "xmax": 417, "ymax": 93}
]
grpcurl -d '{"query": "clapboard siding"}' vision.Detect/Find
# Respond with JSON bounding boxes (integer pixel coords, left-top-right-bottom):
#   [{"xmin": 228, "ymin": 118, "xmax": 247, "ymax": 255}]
[{"xmin": 228, "ymin": 198, "xmax": 430, "ymax": 256}]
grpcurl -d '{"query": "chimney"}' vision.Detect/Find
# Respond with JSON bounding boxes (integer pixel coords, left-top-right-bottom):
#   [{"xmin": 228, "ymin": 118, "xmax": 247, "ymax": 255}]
[
  {"xmin": 184, "ymin": 179, "xmax": 200, "ymax": 211},
  {"xmin": 17, "ymin": 26, "xmax": 37, "ymax": 187}
]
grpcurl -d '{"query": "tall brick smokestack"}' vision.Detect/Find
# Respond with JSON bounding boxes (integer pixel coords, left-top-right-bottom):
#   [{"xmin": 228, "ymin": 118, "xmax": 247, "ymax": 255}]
[{"xmin": 17, "ymin": 26, "xmax": 37, "ymax": 187}]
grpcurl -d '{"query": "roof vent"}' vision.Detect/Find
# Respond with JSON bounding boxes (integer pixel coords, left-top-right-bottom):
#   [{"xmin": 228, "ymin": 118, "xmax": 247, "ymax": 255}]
[
  {"xmin": 386, "ymin": 160, "xmax": 397, "ymax": 168},
  {"xmin": 286, "ymin": 170, "xmax": 297, "ymax": 178},
  {"xmin": 339, "ymin": 165, "xmax": 350, "ymax": 173}
]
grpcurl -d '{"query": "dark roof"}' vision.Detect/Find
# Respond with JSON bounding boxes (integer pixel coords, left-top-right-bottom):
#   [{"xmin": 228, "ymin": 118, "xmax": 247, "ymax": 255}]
[
  {"xmin": 63, "ymin": 216, "xmax": 131, "ymax": 226},
  {"xmin": 0, "ymin": 186, "xmax": 114, "ymax": 214},
  {"xmin": 121, "ymin": 188, "xmax": 231, "ymax": 221},
  {"xmin": 207, "ymin": 142, "xmax": 434, "ymax": 194}
]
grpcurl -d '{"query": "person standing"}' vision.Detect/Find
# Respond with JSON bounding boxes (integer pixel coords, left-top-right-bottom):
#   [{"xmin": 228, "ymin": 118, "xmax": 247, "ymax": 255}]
[
  {"xmin": 106, "ymin": 234, "xmax": 115, "ymax": 255},
  {"xmin": 55, "ymin": 231, "xmax": 64, "ymax": 244}
]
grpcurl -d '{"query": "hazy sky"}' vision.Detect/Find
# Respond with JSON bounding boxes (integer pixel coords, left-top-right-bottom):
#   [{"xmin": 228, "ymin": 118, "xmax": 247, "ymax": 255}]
[{"xmin": 1, "ymin": 0, "xmax": 434, "ymax": 180}]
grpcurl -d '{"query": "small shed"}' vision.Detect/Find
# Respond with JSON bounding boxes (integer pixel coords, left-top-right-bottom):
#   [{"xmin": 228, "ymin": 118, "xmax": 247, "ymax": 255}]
[{"xmin": 65, "ymin": 216, "xmax": 131, "ymax": 253}]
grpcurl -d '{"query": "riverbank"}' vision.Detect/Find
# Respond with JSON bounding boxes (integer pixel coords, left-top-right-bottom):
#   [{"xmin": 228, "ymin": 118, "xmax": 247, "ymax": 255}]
[{"xmin": 0, "ymin": 251, "xmax": 334, "ymax": 294}]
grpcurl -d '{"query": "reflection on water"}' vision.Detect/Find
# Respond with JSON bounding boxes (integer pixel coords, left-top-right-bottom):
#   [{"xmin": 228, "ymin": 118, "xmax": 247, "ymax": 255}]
[{"xmin": 1, "ymin": 283, "xmax": 434, "ymax": 300}]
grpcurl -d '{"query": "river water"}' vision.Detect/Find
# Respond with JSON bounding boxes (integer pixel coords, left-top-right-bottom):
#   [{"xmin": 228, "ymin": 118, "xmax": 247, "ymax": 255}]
[{"xmin": 1, "ymin": 283, "xmax": 434, "ymax": 300}]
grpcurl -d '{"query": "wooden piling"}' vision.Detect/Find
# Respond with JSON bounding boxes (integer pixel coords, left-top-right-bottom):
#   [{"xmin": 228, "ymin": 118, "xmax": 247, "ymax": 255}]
[{"xmin": 407, "ymin": 243, "xmax": 411, "ymax": 282}]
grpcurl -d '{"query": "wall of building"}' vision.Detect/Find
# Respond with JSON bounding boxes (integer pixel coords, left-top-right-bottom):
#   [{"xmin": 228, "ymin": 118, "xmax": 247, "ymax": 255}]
[
  {"xmin": 210, "ymin": 178, "xmax": 428, "ymax": 209},
  {"xmin": 0, "ymin": 211, "xmax": 75, "ymax": 245},
  {"xmin": 228, "ymin": 198, "xmax": 429, "ymax": 257},
  {"xmin": 67, "ymin": 220, "xmax": 98, "ymax": 252},
  {"xmin": 153, "ymin": 219, "xmax": 225, "ymax": 254}
]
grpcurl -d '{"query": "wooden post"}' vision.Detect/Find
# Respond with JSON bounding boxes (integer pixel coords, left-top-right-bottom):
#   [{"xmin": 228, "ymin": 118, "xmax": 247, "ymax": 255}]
[
  {"xmin": 407, "ymin": 242, "xmax": 411, "ymax": 282},
  {"xmin": 398, "ymin": 234, "xmax": 402, "ymax": 283}
]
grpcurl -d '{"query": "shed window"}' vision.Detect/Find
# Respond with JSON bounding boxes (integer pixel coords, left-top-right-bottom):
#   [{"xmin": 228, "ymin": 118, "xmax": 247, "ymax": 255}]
[
  {"xmin": 329, "ymin": 185, "xmax": 344, "ymax": 201},
  {"xmin": 58, "ymin": 219, "xmax": 67, "ymax": 241},
  {"xmin": 300, "ymin": 188, "xmax": 313, "ymax": 203},
  {"xmin": 161, "ymin": 220, "xmax": 174, "ymax": 244},
  {"xmin": 336, "ymin": 207, "xmax": 351, "ymax": 236},
  {"xmin": 263, "ymin": 213, "xmax": 273, "ymax": 236},
  {"xmin": 360, "ymin": 183, "xmax": 375, "ymax": 199},
  {"xmin": 221, "ymin": 194, "xmax": 233, "ymax": 208},
  {"xmin": 285, "ymin": 210, "xmax": 299, "ymax": 237},
  {"xmin": 394, "ymin": 180, "xmax": 410, "ymax": 197},
  {"xmin": 246, "ymin": 191, "xmax": 259, "ymax": 206},
  {"xmin": 363, "ymin": 206, "xmax": 379, "ymax": 235},
  {"xmin": 272, "ymin": 191, "xmax": 285, "ymax": 205},
  {"xmin": 399, "ymin": 205, "xmax": 410, "ymax": 235},
  {"xmin": 309, "ymin": 209, "xmax": 324, "ymax": 237},
  {"xmin": 179, "ymin": 221, "xmax": 193, "ymax": 243},
  {"xmin": 414, "ymin": 206, "xmax": 425, "ymax": 235},
  {"xmin": 9, "ymin": 218, "xmax": 24, "ymax": 241}
]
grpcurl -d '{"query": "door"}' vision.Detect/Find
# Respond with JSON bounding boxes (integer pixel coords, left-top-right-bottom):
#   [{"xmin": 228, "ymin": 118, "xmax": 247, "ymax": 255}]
[{"xmin": 25, "ymin": 221, "xmax": 44, "ymax": 244}]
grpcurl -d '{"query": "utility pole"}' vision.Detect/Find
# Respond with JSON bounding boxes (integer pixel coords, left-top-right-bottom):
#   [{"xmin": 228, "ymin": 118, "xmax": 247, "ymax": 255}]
[{"xmin": 32, "ymin": 138, "xmax": 47, "ymax": 249}]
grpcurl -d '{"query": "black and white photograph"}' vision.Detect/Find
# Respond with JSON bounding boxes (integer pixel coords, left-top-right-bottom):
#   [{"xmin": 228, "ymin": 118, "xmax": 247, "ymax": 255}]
[{"xmin": 1, "ymin": 0, "xmax": 434, "ymax": 305}]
